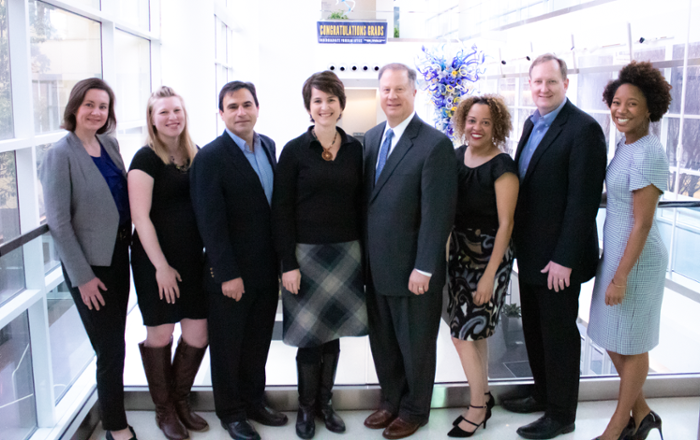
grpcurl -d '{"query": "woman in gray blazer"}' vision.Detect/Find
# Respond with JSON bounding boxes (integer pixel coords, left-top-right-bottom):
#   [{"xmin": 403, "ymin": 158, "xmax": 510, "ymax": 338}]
[{"xmin": 40, "ymin": 78, "xmax": 136, "ymax": 440}]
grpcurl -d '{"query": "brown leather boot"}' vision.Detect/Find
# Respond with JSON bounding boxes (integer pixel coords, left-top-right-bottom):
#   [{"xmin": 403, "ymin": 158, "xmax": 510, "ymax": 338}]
[
  {"xmin": 171, "ymin": 337, "xmax": 209, "ymax": 431},
  {"xmin": 139, "ymin": 341, "xmax": 189, "ymax": 440}
]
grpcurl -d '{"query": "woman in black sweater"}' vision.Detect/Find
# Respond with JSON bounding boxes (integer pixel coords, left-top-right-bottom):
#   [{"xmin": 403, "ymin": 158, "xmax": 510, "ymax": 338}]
[{"xmin": 272, "ymin": 70, "xmax": 368, "ymax": 439}]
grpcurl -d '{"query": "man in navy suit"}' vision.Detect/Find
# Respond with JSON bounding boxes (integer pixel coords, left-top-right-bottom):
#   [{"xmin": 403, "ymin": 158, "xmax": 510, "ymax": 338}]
[
  {"xmin": 191, "ymin": 82, "xmax": 287, "ymax": 440},
  {"xmin": 362, "ymin": 63, "xmax": 457, "ymax": 439},
  {"xmin": 502, "ymin": 54, "xmax": 607, "ymax": 439}
]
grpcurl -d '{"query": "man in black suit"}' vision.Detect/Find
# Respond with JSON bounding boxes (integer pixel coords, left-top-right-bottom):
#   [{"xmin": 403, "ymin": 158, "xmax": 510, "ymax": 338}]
[
  {"xmin": 362, "ymin": 63, "xmax": 457, "ymax": 440},
  {"xmin": 190, "ymin": 82, "xmax": 287, "ymax": 440},
  {"xmin": 502, "ymin": 54, "xmax": 607, "ymax": 439}
]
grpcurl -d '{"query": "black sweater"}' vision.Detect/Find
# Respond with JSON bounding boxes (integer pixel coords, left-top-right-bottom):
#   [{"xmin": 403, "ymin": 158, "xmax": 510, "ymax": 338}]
[{"xmin": 272, "ymin": 126, "xmax": 363, "ymax": 272}]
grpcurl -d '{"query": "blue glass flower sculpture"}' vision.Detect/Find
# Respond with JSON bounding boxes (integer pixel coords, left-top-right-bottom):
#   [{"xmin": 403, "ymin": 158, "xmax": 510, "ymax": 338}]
[{"xmin": 416, "ymin": 44, "xmax": 486, "ymax": 140}]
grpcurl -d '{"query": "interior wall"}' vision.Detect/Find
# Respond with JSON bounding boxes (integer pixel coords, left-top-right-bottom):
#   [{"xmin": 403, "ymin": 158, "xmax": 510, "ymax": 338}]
[{"xmin": 340, "ymin": 89, "xmax": 378, "ymax": 138}]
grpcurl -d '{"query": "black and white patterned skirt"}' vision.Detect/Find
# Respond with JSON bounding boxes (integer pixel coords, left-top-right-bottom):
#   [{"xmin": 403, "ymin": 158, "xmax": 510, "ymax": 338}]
[
  {"xmin": 282, "ymin": 240, "xmax": 368, "ymax": 348},
  {"xmin": 447, "ymin": 227, "xmax": 514, "ymax": 341}
]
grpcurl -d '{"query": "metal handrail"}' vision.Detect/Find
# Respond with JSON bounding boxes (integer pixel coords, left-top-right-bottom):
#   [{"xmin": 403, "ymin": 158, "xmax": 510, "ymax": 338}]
[{"xmin": 1, "ymin": 200, "xmax": 698, "ymax": 258}]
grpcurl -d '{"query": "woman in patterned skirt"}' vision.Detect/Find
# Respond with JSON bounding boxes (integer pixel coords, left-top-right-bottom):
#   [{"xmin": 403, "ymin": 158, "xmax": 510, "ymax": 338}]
[
  {"xmin": 272, "ymin": 70, "xmax": 368, "ymax": 439},
  {"xmin": 588, "ymin": 62, "xmax": 672, "ymax": 440},
  {"xmin": 446, "ymin": 95, "xmax": 519, "ymax": 438}
]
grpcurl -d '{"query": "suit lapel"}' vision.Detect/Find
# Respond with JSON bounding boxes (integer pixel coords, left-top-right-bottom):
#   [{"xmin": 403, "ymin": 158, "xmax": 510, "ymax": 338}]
[
  {"xmin": 370, "ymin": 115, "xmax": 421, "ymax": 203},
  {"xmin": 221, "ymin": 131, "xmax": 269, "ymax": 199},
  {"xmin": 515, "ymin": 118, "xmax": 534, "ymax": 165},
  {"xmin": 521, "ymin": 102, "xmax": 571, "ymax": 183},
  {"xmin": 366, "ymin": 122, "xmax": 386, "ymax": 188}
]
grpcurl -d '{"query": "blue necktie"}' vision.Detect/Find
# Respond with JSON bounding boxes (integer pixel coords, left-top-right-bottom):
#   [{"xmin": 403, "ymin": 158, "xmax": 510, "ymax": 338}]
[{"xmin": 375, "ymin": 128, "xmax": 394, "ymax": 184}]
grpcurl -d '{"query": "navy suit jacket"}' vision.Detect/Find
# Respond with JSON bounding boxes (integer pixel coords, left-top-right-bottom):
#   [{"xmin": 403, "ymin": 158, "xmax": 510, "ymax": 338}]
[
  {"xmin": 191, "ymin": 131, "xmax": 278, "ymax": 291},
  {"xmin": 363, "ymin": 114, "xmax": 458, "ymax": 296},
  {"xmin": 513, "ymin": 99, "xmax": 607, "ymax": 286}
]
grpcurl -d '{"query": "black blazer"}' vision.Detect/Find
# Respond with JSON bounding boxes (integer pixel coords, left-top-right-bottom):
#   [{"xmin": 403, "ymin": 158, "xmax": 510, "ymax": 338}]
[
  {"xmin": 363, "ymin": 114, "xmax": 458, "ymax": 296},
  {"xmin": 513, "ymin": 99, "xmax": 607, "ymax": 286},
  {"xmin": 190, "ymin": 131, "xmax": 278, "ymax": 291}
]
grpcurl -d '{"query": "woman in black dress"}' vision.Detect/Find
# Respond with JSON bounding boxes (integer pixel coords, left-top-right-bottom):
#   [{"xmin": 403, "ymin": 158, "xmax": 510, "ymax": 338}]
[
  {"xmin": 272, "ymin": 71, "xmax": 368, "ymax": 439},
  {"xmin": 40, "ymin": 78, "xmax": 136, "ymax": 440},
  {"xmin": 128, "ymin": 86, "xmax": 208, "ymax": 440},
  {"xmin": 446, "ymin": 95, "xmax": 519, "ymax": 438}
]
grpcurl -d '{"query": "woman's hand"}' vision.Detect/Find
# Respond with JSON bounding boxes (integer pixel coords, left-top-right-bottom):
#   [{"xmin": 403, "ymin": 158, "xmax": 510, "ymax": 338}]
[
  {"xmin": 78, "ymin": 277, "xmax": 107, "ymax": 310},
  {"xmin": 156, "ymin": 265, "xmax": 181, "ymax": 304},
  {"xmin": 605, "ymin": 277, "xmax": 627, "ymax": 306},
  {"xmin": 473, "ymin": 274, "xmax": 494, "ymax": 306},
  {"xmin": 282, "ymin": 269, "xmax": 301, "ymax": 294}
]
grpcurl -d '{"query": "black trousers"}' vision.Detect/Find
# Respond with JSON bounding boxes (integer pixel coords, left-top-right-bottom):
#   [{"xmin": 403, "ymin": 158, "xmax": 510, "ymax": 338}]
[
  {"xmin": 366, "ymin": 284, "xmax": 442, "ymax": 425},
  {"xmin": 63, "ymin": 228, "xmax": 130, "ymax": 431},
  {"xmin": 208, "ymin": 283, "xmax": 279, "ymax": 423},
  {"xmin": 519, "ymin": 280, "xmax": 582, "ymax": 424}
]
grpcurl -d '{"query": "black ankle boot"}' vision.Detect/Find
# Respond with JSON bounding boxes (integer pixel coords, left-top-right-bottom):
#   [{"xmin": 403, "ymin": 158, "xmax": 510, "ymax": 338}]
[
  {"xmin": 296, "ymin": 360, "xmax": 321, "ymax": 439},
  {"xmin": 317, "ymin": 352, "xmax": 345, "ymax": 433}
]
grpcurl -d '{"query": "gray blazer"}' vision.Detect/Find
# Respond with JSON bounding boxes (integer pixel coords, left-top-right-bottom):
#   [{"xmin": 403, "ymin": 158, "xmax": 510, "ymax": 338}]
[
  {"xmin": 40, "ymin": 132, "xmax": 126, "ymax": 287},
  {"xmin": 363, "ymin": 114, "xmax": 458, "ymax": 296}
]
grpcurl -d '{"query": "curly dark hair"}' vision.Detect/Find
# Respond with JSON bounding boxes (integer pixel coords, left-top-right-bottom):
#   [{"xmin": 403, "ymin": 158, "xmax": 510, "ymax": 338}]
[
  {"xmin": 602, "ymin": 61, "xmax": 672, "ymax": 122},
  {"xmin": 452, "ymin": 94, "xmax": 512, "ymax": 148}
]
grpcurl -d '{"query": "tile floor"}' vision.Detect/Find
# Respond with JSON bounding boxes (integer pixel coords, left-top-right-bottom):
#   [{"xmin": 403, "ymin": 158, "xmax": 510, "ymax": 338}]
[{"xmin": 89, "ymin": 397, "xmax": 699, "ymax": 440}]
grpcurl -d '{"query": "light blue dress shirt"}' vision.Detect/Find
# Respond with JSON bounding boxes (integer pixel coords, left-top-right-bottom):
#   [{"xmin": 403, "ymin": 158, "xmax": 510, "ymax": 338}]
[
  {"xmin": 518, "ymin": 98, "xmax": 568, "ymax": 181},
  {"xmin": 226, "ymin": 128, "xmax": 274, "ymax": 205}
]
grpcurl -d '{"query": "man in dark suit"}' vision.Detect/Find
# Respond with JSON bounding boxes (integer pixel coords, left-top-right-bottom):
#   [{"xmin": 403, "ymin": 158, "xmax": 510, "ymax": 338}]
[
  {"xmin": 362, "ymin": 63, "xmax": 457, "ymax": 440},
  {"xmin": 503, "ymin": 54, "xmax": 607, "ymax": 439},
  {"xmin": 190, "ymin": 81, "xmax": 287, "ymax": 440}
]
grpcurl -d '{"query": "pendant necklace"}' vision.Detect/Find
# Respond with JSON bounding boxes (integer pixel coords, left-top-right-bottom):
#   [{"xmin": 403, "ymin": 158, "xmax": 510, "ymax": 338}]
[{"xmin": 313, "ymin": 128, "xmax": 338, "ymax": 161}]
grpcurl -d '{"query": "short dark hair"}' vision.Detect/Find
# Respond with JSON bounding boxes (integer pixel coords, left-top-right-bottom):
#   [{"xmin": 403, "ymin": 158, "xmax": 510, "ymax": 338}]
[
  {"xmin": 302, "ymin": 71, "xmax": 346, "ymax": 122},
  {"xmin": 62, "ymin": 77, "xmax": 116, "ymax": 134},
  {"xmin": 529, "ymin": 54, "xmax": 568, "ymax": 81},
  {"xmin": 453, "ymin": 94, "xmax": 512, "ymax": 148},
  {"xmin": 602, "ymin": 61, "xmax": 672, "ymax": 122},
  {"xmin": 218, "ymin": 81, "xmax": 259, "ymax": 111},
  {"xmin": 378, "ymin": 63, "xmax": 417, "ymax": 89}
]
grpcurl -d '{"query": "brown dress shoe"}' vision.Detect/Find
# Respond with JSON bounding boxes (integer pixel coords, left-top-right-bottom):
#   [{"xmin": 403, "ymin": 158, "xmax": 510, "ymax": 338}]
[
  {"xmin": 382, "ymin": 417, "xmax": 424, "ymax": 439},
  {"xmin": 364, "ymin": 409, "xmax": 396, "ymax": 429}
]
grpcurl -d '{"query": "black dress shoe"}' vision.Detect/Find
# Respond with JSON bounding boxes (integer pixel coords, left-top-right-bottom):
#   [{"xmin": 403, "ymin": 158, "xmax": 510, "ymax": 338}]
[
  {"xmin": 221, "ymin": 420, "xmax": 261, "ymax": 440},
  {"xmin": 502, "ymin": 396, "xmax": 548, "ymax": 414},
  {"xmin": 247, "ymin": 404, "xmax": 288, "ymax": 426},
  {"xmin": 516, "ymin": 416, "xmax": 575, "ymax": 439}
]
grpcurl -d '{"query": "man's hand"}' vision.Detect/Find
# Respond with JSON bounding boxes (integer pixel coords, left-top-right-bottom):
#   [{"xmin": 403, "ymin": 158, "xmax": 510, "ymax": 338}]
[
  {"xmin": 541, "ymin": 261, "xmax": 572, "ymax": 292},
  {"xmin": 408, "ymin": 270, "xmax": 431, "ymax": 295},
  {"xmin": 78, "ymin": 277, "xmax": 107, "ymax": 311},
  {"xmin": 282, "ymin": 269, "xmax": 301, "ymax": 294},
  {"xmin": 222, "ymin": 277, "xmax": 245, "ymax": 301}
]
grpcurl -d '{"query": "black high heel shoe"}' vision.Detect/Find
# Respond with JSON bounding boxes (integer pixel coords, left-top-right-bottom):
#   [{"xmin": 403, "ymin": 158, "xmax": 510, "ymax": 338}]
[
  {"xmin": 594, "ymin": 417, "xmax": 635, "ymax": 440},
  {"xmin": 453, "ymin": 393, "xmax": 494, "ymax": 426},
  {"xmin": 630, "ymin": 411, "xmax": 663, "ymax": 440},
  {"xmin": 448, "ymin": 404, "xmax": 490, "ymax": 438}
]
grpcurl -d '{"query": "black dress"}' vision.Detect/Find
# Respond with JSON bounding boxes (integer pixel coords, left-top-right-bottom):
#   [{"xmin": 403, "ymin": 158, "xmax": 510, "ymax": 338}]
[
  {"xmin": 447, "ymin": 145, "xmax": 517, "ymax": 340},
  {"xmin": 130, "ymin": 146, "xmax": 206, "ymax": 326}
]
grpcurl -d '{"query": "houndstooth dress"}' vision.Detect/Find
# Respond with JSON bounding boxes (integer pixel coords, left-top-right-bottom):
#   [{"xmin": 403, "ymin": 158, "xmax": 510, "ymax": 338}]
[{"xmin": 588, "ymin": 134, "xmax": 669, "ymax": 355}]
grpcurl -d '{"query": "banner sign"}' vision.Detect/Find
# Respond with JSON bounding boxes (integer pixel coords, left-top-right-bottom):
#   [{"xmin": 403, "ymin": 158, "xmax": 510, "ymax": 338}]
[{"xmin": 317, "ymin": 21, "xmax": 388, "ymax": 44}]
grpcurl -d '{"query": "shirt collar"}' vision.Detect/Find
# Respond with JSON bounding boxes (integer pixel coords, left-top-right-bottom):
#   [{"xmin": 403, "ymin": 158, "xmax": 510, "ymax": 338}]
[
  {"xmin": 226, "ymin": 128, "xmax": 258, "ymax": 153},
  {"xmin": 531, "ymin": 98, "xmax": 568, "ymax": 126},
  {"xmin": 383, "ymin": 111, "xmax": 416, "ymax": 141}
]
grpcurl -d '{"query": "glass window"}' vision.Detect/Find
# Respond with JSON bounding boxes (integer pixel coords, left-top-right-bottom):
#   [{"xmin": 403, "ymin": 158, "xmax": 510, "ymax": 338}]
[
  {"xmin": 0, "ymin": 247, "xmax": 24, "ymax": 307},
  {"xmin": 0, "ymin": 150, "xmax": 19, "ymax": 244},
  {"xmin": 117, "ymin": 0, "xmax": 150, "ymax": 31},
  {"xmin": 577, "ymin": 72, "xmax": 614, "ymax": 112},
  {"xmin": 0, "ymin": 0, "xmax": 13, "ymax": 140},
  {"xmin": 667, "ymin": 118, "xmax": 700, "ymax": 192},
  {"xmin": 589, "ymin": 112, "xmax": 611, "ymax": 148},
  {"xmin": 48, "ymin": 281, "xmax": 92, "ymax": 403},
  {"xmin": 0, "ymin": 313, "xmax": 37, "ymax": 440},
  {"xmin": 114, "ymin": 30, "xmax": 151, "ymax": 123},
  {"xmin": 519, "ymin": 77, "xmax": 534, "ymax": 107},
  {"xmin": 499, "ymin": 77, "xmax": 516, "ymax": 106},
  {"xmin": 29, "ymin": 0, "xmax": 102, "ymax": 134},
  {"xmin": 71, "ymin": 0, "xmax": 100, "ymax": 9},
  {"xmin": 670, "ymin": 66, "xmax": 700, "ymax": 115}
]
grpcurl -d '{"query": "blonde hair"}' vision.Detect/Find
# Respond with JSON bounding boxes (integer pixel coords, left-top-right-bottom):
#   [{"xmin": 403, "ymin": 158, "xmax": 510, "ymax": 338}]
[{"xmin": 146, "ymin": 86, "xmax": 197, "ymax": 166}]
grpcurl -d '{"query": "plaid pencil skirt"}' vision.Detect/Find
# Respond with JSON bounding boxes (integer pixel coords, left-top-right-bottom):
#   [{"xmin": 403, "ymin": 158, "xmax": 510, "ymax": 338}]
[{"xmin": 282, "ymin": 240, "xmax": 368, "ymax": 348}]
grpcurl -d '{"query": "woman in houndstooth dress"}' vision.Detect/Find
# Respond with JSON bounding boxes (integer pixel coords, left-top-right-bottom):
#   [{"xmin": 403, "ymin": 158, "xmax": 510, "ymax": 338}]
[{"xmin": 588, "ymin": 61, "xmax": 671, "ymax": 440}]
